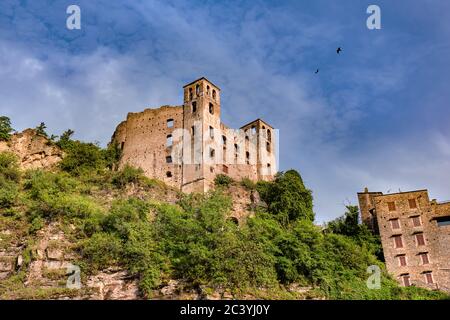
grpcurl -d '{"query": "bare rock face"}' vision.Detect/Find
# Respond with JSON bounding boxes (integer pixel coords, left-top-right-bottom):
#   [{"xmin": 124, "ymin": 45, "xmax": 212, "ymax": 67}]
[
  {"xmin": 0, "ymin": 129, "xmax": 63, "ymax": 169},
  {"xmin": 86, "ymin": 268, "xmax": 140, "ymax": 300}
]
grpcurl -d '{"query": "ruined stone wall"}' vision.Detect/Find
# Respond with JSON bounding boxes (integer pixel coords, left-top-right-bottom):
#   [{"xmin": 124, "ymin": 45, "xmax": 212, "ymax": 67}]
[
  {"xmin": 114, "ymin": 106, "xmax": 184, "ymax": 189},
  {"xmin": 111, "ymin": 77, "xmax": 277, "ymax": 194}
]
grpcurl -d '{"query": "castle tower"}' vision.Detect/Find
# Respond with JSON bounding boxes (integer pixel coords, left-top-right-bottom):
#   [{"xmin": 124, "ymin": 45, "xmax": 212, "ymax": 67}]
[{"xmin": 181, "ymin": 77, "xmax": 221, "ymax": 193}]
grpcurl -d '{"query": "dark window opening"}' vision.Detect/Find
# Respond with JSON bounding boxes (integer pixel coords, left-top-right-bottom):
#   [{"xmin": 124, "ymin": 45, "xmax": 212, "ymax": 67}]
[
  {"xmin": 166, "ymin": 134, "xmax": 173, "ymax": 147},
  {"xmin": 388, "ymin": 201, "xmax": 396, "ymax": 211},
  {"xmin": 207, "ymin": 85, "xmax": 210, "ymax": 95},
  {"xmin": 210, "ymin": 148, "xmax": 215, "ymax": 158},
  {"xmin": 166, "ymin": 171, "xmax": 172, "ymax": 178},
  {"xmin": 409, "ymin": 198, "xmax": 417, "ymax": 209},
  {"xmin": 393, "ymin": 235, "xmax": 403, "ymax": 248},
  {"xmin": 397, "ymin": 255, "xmax": 407, "ymax": 267},
  {"xmin": 420, "ymin": 253, "xmax": 430, "ymax": 265},
  {"xmin": 192, "ymin": 101, "xmax": 197, "ymax": 113},
  {"xmin": 223, "ymin": 165, "xmax": 229, "ymax": 174},
  {"xmin": 191, "ymin": 126, "xmax": 195, "ymax": 137},
  {"xmin": 267, "ymin": 129, "xmax": 272, "ymax": 142},
  {"xmin": 402, "ymin": 274, "xmax": 411, "ymax": 287},
  {"xmin": 412, "ymin": 216, "xmax": 422, "ymax": 227},
  {"xmin": 209, "ymin": 103, "xmax": 214, "ymax": 114},
  {"xmin": 266, "ymin": 142, "xmax": 271, "ymax": 152},
  {"xmin": 189, "ymin": 88, "xmax": 193, "ymax": 100},
  {"xmin": 196, "ymin": 84, "xmax": 200, "ymax": 96},
  {"xmin": 222, "ymin": 135, "xmax": 227, "ymax": 145},
  {"xmin": 209, "ymin": 126, "xmax": 214, "ymax": 139},
  {"xmin": 121, "ymin": 142, "xmax": 125, "ymax": 150},
  {"xmin": 415, "ymin": 233, "xmax": 425, "ymax": 246},
  {"xmin": 390, "ymin": 218, "xmax": 400, "ymax": 230},
  {"xmin": 212, "ymin": 89, "xmax": 216, "ymax": 100},
  {"xmin": 436, "ymin": 216, "xmax": 450, "ymax": 227},
  {"xmin": 424, "ymin": 272, "xmax": 434, "ymax": 284},
  {"xmin": 166, "ymin": 156, "xmax": 172, "ymax": 164}
]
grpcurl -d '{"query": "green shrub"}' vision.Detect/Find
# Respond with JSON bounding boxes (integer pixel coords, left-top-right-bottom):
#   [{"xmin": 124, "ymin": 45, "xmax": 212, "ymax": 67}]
[
  {"xmin": 0, "ymin": 177, "xmax": 19, "ymax": 208},
  {"xmin": 240, "ymin": 177, "xmax": 256, "ymax": 190},
  {"xmin": 82, "ymin": 232, "xmax": 123, "ymax": 271},
  {"xmin": 23, "ymin": 170, "xmax": 78, "ymax": 201},
  {"xmin": 111, "ymin": 165, "xmax": 144, "ymax": 189},
  {"xmin": 214, "ymin": 174, "xmax": 234, "ymax": 187},
  {"xmin": 59, "ymin": 141, "xmax": 106, "ymax": 175},
  {"xmin": 0, "ymin": 152, "xmax": 20, "ymax": 182}
]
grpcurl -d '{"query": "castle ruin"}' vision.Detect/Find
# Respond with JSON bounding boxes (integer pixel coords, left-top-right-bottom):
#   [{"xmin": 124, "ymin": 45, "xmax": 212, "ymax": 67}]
[{"xmin": 111, "ymin": 77, "xmax": 277, "ymax": 193}]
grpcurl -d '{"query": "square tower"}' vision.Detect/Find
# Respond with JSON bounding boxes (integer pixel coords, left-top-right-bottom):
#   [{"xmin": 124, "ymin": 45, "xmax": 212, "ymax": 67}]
[{"xmin": 181, "ymin": 77, "xmax": 222, "ymax": 193}]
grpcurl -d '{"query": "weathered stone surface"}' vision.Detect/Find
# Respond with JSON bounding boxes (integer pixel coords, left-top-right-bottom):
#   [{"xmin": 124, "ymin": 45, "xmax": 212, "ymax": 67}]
[
  {"xmin": 86, "ymin": 269, "xmax": 140, "ymax": 300},
  {"xmin": 359, "ymin": 188, "xmax": 450, "ymax": 293},
  {"xmin": 111, "ymin": 77, "xmax": 276, "ymax": 194},
  {"xmin": 0, "ymin": 128, "xmax": 63, "ymax": 169}
]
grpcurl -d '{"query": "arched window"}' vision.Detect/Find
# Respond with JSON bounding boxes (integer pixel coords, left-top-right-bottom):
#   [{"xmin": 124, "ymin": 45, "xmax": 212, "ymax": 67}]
[
  {"xmin": 234, "ymin": 144, "xmax": 239, "ymax": 152},
  {"xmin": 189, "ymin": 88, "xmax": 193, "ymax": 100},
  {"xmin": 167, "ymin": 119, "xmax": 174, "ymax": 128},
  {"xmin": 267, "ymin": 129, "xmax": 272, "ymax": 142},
  {"xmin": 196, "ymin": 84, "xmax": 200, "ymax": 96},
  {"xmin": 207, "ymin": 85, "xmax": 210, "ymax": 95},
  {"xmin": 266, "ymin": 141, "xmax": 270, "ymax": 152},
  {"xmin": 210, "ymin": 148, "xmax": 215, "ymax": 158},
  {"xmin": 246, "ymin": 152, "xmax": 250, "ymax": 164},
  {"xmin": 212, "ymin": 89, "xmax": 216, "ymax": 100},
  {"xmin": 192, "ymin": 101, "xmax": 197, "ymax": 113},
  {"xmin": 166, "ymin": 134, "xmax": 173, "ymax": 147},
  {"xmin": 222, "ymin": 135, "xmax": 227, "ymax": 145},
  {"xmin": 209, "ymin": 126, "xmax": 214, "ymax": 139},
  {"xmin": 209, "ymin": 103, "xmax": 214, "ymax": 115}
]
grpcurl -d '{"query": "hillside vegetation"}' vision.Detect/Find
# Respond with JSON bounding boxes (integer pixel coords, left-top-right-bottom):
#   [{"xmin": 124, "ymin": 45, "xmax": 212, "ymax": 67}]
[{"xmin": 0, "ymin": 119, "xmax": 448, "ymax": 300}]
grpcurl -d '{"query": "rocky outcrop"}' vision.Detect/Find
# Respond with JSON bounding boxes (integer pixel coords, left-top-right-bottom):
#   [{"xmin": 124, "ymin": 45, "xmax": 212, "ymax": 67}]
[{"xmin": 0, "ymin": 129, "xmax": 63, "ymax": 169}]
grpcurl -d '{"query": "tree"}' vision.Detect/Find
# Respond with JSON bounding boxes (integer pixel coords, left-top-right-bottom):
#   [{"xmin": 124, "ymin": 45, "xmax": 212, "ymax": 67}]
[
  {"xmin": 35, "ymin": 122, "xmax": 48, "ymax": 138},
  {"xmin": 57, "ymin": 129, "xmax": 75, "ymax": 150},
  {"xmin": 0, "ymin": 116, "xmax": 14, "ymax": 141},
  {"xmin": 257, "ymin": 170, "xmax": 314, "ymax": 223}
]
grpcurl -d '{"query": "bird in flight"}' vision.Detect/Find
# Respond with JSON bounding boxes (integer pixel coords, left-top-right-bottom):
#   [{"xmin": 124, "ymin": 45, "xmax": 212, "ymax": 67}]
[
  {"xmin": 337, "ymin": 47, "xmax": 342, "ymax": 54},
  {"xmin": 315, "ymin": 69, "xmax": 319, "ymax": 74}
]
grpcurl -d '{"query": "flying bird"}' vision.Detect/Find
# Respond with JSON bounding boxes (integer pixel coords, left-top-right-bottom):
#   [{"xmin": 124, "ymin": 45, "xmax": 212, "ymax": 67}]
[
  {"xmin": 337, "ymin": 47, "xmax": 342, "ymax": 54},
  {"xmin": 315, "ymin": 69, "xmax": 319, "ymax": 74}
]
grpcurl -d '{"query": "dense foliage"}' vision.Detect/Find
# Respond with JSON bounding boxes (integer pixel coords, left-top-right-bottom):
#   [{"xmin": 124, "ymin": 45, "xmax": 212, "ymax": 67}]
[{"xmin": 0, "ymin": 126, "xmax": 448, "ymax": 300}]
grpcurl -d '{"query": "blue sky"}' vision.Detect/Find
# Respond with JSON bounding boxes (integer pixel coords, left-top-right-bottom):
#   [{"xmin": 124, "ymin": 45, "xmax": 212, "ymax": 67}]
[{"xmin": 1, "ymin": 0, "xmax": 449, "ymax": 223}]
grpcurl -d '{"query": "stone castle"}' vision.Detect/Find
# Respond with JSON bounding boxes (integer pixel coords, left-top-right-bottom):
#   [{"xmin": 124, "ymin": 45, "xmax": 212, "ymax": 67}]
[
  {"xmin": 111, "ymin": 77, "xmax": 277, "ymax": 193},
  {"xmin": 358, "ymin": 188, "xmax": 450, "ymax": 292}
]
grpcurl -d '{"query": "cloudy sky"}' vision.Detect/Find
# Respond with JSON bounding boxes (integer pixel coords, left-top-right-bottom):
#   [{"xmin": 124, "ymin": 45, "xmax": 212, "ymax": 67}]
[{"xmin": 1, "ymin": 0, "xmax": 449, "ymax": 223}]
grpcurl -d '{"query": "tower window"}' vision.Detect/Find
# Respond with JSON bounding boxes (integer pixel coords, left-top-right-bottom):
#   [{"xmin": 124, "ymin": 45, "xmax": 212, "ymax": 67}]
[
  {"xmin": 212, "ymin": 89, "xmax": 216, "ymax": 100},
  {"xmin": 397, "ymin": 255, "xmax": 407, "ymax": 267},
  {"xmin": 412, "ymin": 216, "xmax": 422, "ymax": 227},
  {"xmin": 415, "ymin": 233, "xmax": 426, "ymax": 246},
  {"xmin": 393, "ymin": 235, "xmax": 403, "ymax": 248},
  {"xmin": 266, "ymin": 142, "xmax": 271, "ymax": 152},
  {"xmin": 267, "ymin": 129, "xmax": 272, "ymax": 142},
  {"xmin": 222, "ymin": 135, "xmax": 227, "ymax": 145},
  {"xmin": 191, "ymin": 126, "xmax": 195, "ymax": 136},
  {"xmin": 209, "ymin": 126, "xmax": 214, "ymax": 139},
  {"xmin": 390, "ymin": 218, "xmax": 400, "ymax": 230},
  {"xmin": 192, "ymin": 101, "xmax": 197, "ymax": 113},
  {"xmin": 223, "ymin": 165, "xmax": 229, "ymax": 174},
  {"xmin": 207, "ymin": 85, "xmax": 210, "ymax": 95},
  {"xmin": 166, "ymin": 156, "xmax": 173, "ymax": 164},
  {"xmin": 424, "ymin": 272, "xmax": 434, "ymax": 284},
  {"xmin": 401, "ymin": 274, "xmax": 411, "ymax": 287},
  {"xmin": 210, "ymin": 148, "xmax": 215, "ymax": 159},
  {"xmin": 419, "ymin": 252, "xmax": 430, "ymax": 265},
  {"xmin": 387, "ymin": 201, "xmax": 396, "ymax": 211},
  {"xmin": 196, "ymin": 84, "xmax": 200, "ymax": 96},
  {"xmin": 167, "ymin": 119, "xmax": 174, "ymax": 128},
  {"xmin": 166, "ymin": 171, "xmax": 172, "ymax": 178},
  {"xmin": 234, "ymin": 144, "xmax": 239, "ymax": 153},
  {"xmin": 209, "ymin": 103, "xmax": 214, "ymax": 115},
  {"xmin": 246, "ymin": 151, "xmax": 250, "ymax": 164},
  {"xmin": 121, "ymin": 142, "xmax": 125, "ymax": 150},
  {"xmin": 166, "ymin": 134, "xmax": 173, "ymax": 147},
  {"xmin": 409, "ymin": 198, "xmax": 417, "ymax": 209},
  {"xmin": 267, "ymin": 163, "xmax": 271, "ymax": 168},
  {"xmin": 251, "ymin": 126, "xmax": 256, "ymax": 135},
  {"xmin": 189, "ymin": 88, "xmax": 193, "ymax": 100}
]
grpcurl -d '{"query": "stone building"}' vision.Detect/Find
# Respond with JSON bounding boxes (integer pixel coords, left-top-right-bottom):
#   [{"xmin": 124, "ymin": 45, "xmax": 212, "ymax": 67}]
[
  {"xmin": 111, "ymin": 77, "xmax": 277, "ymax": 193},
  {"xmin": 358, "ymin": 188, "xmax": 450, "ymax": 292}
]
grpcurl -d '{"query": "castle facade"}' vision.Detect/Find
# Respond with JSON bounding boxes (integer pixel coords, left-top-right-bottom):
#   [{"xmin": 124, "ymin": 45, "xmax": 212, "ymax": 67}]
[{"xmin": 111, "ymin": 77, "xmax": 277, "ymax": 193}]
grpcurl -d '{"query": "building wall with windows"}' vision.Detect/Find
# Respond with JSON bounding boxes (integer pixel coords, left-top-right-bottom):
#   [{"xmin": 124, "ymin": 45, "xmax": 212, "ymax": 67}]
[
  {"xmin": 111, "ymin": 77, "xmax": 277, "ymax": 193},
  {"xmin": 358, "ymin": 188, "xmax": 450, "ymax": 292}
]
